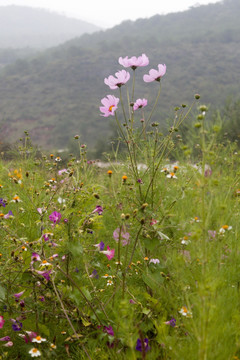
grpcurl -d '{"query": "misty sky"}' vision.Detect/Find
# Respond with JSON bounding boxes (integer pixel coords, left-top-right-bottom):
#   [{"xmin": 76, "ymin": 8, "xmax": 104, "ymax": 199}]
[{"xmin": 0, "ymin": 0, "xmax": 222, "ymax": 27}]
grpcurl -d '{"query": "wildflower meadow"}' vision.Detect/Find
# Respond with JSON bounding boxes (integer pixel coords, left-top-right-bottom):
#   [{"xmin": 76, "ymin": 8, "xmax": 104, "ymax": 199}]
[{"xmin": 0, "ymin": 54, "xmax": 239, "ymax": 359}]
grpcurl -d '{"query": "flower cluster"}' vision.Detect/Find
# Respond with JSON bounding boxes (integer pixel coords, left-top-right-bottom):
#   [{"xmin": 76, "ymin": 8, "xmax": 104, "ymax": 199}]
[{"xmin": 100, "ymin": 54, "xmax": 166, "ymax": 117}]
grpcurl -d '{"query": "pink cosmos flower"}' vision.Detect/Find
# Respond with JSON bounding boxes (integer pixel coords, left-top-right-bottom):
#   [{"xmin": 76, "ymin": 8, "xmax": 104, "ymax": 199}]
[
  {"xmin": 102, "ymin": 246, "xmax": 115, "ymax": 260},
  {"xmin": 0, "ymin": 316, "xmax": 5, "ymax": 329},
  {"xmin": 100, "ymin": 95, "xmax": 119, "ymax": 117},
  {"xmin": 119, "ymin": 54, "xmax": 149, "ymax": 69},
  {"xmin": 133, "ymin": 98, "xmax": 148, "ymax": 111},
  {"xmin": 104, "ymin": 70, "xmax": 130, "ymax": 90},
  {"xmin": 143, "ymin": 64, "xmax": 166, "ymax": 82}
]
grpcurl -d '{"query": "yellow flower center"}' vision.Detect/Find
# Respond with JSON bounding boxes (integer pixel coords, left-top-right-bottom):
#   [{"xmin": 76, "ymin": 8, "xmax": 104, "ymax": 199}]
[
  {"xmin": 33, "ymin": 348, "xmax": 38, "ymax": 353},
  {"xmin": 36, "ymin": 336, "xmax": 41, "ymax": 341},
  {"xmin": 222, "ymin": 225, "xmax": 229, "ymax": 229},
  {"xmin": 108, "ymin": 105, "xmax": 114, "ymax": 112}
]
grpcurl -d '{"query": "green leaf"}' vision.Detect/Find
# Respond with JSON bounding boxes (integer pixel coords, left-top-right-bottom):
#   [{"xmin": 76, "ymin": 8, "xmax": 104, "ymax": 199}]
[{"xmin": 0, "ymin": 285, "xmax": 6, "ymax": 300}]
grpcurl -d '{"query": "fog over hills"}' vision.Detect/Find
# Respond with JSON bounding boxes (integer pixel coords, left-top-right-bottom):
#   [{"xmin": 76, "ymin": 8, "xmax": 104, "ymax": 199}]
[
  {"xmin": 0, "ymin": 0, "xmax": 239, "ymax": 151},
  {"xmin": 0, "ymin": 5, "xmax": 101, "ymax": 49}
]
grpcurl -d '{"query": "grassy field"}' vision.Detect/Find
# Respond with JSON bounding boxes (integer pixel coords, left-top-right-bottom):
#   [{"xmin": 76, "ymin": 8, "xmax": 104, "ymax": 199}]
[{"xmin": 0, "ymin": 56, "xmax": 239, "ymax": 359}]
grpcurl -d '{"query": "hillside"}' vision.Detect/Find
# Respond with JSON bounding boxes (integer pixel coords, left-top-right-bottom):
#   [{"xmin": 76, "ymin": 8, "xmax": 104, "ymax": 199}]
[
  {"xmin": 0, "ymin": 6, "xmax": 101, "ymax": 49},
  {"xmin": 0, "ymin": 0, "xmax": 239, "ymax": 151}
]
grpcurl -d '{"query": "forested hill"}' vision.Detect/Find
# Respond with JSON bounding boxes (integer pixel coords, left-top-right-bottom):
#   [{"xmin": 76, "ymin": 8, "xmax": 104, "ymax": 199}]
[
  {"xmin": 0, "ymin": 6, "xmax": 101, "ymax": 49},
  {"xmin": 0, "ymin": 0, "xmax": 239, "ymax": 150}
]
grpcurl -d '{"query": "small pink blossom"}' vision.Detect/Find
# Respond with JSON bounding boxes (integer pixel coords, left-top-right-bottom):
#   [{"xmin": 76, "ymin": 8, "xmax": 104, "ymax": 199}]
[
  {"xmin": 104, "ymin": 70, "xmax": 130, "ymax": 90},
  {"xmin": 113, "ymin": 227, "xmax": 130, "ymax": 246},
  {"xmin": 119, "ymin": 54, "xmax": 149, "ymax": 69},
  {"xmin": 143, "ymin": 64, "xmax": 166, "ymax": 82},
  {"xmin": 102, "ymin": 246, "xmax": 115, "ymax": 260},
  {"xmin": 3, "ymin": 341, "xmax": 13, "ymax": 347},
  {"xmin": 133, "ymin": 98, "xmax": 148, "ymax": 111},
  {"xmin": 100, "ymin": 95, "xmax": 119, "ymax": 117},
  {"xmin": 0, "ymin": 316, "xmax": 5, "ymax": 329},
  {"xmin": 58, "ymin": 169, "xmax": 68, "ymax": 175}
]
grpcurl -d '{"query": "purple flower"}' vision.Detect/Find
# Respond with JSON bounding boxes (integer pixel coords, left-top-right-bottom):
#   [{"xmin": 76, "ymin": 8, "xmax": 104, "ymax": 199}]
[
  {"xmin": 104, "ymin": 70, "xmax": 130, "ymax": 90},
  {"xmin": 113, "ymin": 227, "xmax": 130, "ymax": 246},
  {"xmin": 136, "ymin": 338, "xmax": 150, "ymax": 352},
  {"xmin": 119, "ymin": 54, "xmax": 149, "ymax": 69},
  {"xmin": 49, "ymin": 211, "xmax": 61, "ymax": 224},
  {"xmin": 149, "ymin": 258, "xmax": 160, "ymax": 265},
  {"xmin": 143, "ymin": 64, "xmax": 166, "ymax": 82},
  {"xmin": 0, "ymin": 336, "xmax": 11, "ymax": 341},
  {"xmin": 104, "ymin": 326, "xmax": 114, "ymax": 337},
  {"xmin": 133, "ymin": 98, "xmax": 148, "ymax": 111},
  {"xmin": 11, "ymin": 319, "xmax": 22, "ymax": 331},
  {"xmin": 165, "ymin": 317, "xmax": 176, "ymax": 327},
  {"xmin": 92, "ymin": 205, "xmax": 103, "ymax": 215},
  {"xmin": 100, "ymin": 95, "xmax": 119, "ymax": 117},
  {"xmin": 89, "ymin": 269, "xmax": 99, "ymax": 279},
  {"xmin": 3, "ymin": 211, "xmax": 13, "ymax": 219},
  {"xmin": 94, "ymin": 241, "xmax": 105, "ymax": 251},
  {"xmin": 0, "ymin": 198, "xmax": 6, "ymax": 207},
  {"xmin": 36, "ymin": 270, "xmax": 52, "ymax": 282}
]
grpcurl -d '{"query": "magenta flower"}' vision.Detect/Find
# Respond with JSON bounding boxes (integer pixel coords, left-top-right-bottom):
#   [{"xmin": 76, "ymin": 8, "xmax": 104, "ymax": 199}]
[
  {"xmin": 143, "ymin": 64, "xmax": 166, "ymax": 82},
  {"xmin": 49, "ymin": 211, "xmax": 61, "ymax": 224},
  {"xmin": 100, "ymin": 95, "xmax": 119, "ymax": 117},
  {"xmin": 119, "ymin": 54, "xmax": 149, "ymax": 69},
  {"xmin": 133, "ymin": 98, "xmax": 148, "ymax": 111},
  {"xmin": 0, "ymin": 316, "xmax": 5, "ymax": 329},
  {"xmin": 36, "ymin": 270, "xmax": 52, "ymax": 282},
  {"xmin": 102, "ymin": 246, "xmax": 115, "ymax": 260},
  {"xmin": 104, "ymin": 326, "xmax": 114, "ymax": 336},
  {"xmin": 31, "ymin": 252, "xmax": 41, "ymax": 262},
  {"xmin": 92, "ymin": 205, "xmax": 103, "ymax": 215},
  {"xmin": 104, "ymin": 70, "xmax": 130, "ymax": 90},
  {"xmin": 13, "ymin": 290, "xmax": 25, "ymax": 299},
  {"xmin": 19, "ymin": 331, "xmax": 37, "ymax": 343},
  {"xmin": 113, "ymin": 227, "xmax": 130, "ymax": 246},
  {"xmin": 0, "ymin": 336, "xmax": 11, "ymax": 342}
]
